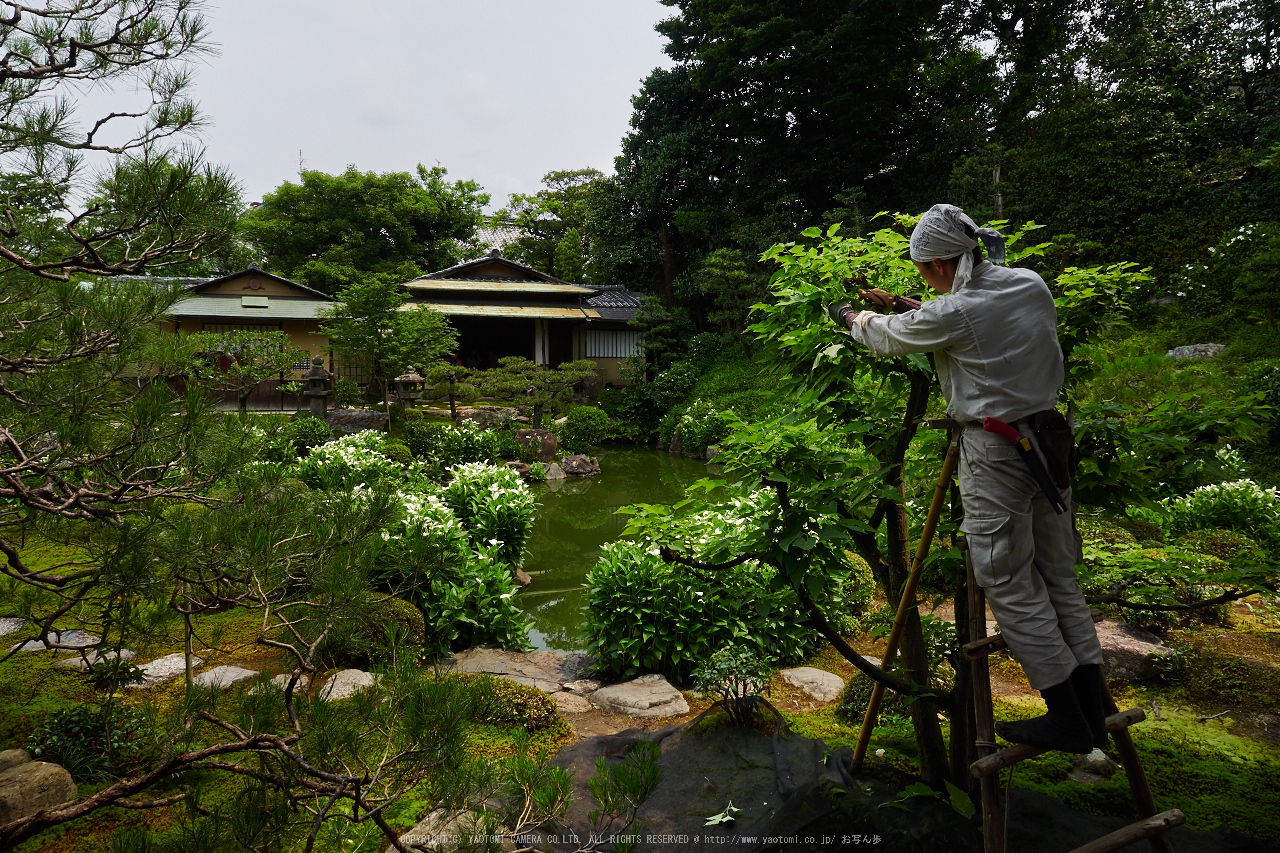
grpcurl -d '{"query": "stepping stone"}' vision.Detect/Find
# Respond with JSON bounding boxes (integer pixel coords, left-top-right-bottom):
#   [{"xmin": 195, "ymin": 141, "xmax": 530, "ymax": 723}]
[
  {"xmin": 319, "ymin": 669, "xmax": 377, "ymax": 701},
  {"xmin": 0, "ymin": 618, "xmax": 26, "ymax": 638},
  {"xmin": 137, "ymin": 652, "xmax": 203, "ymax": 687},
  {"xmin": 1095, "ymin": 620, "xmax": 1178, "ymax": 681},
  {"xmin": 589, "ymin": 674, "xmax": 689, "ymax": 718},
  {"xmin": 446, "ymin": 647, "xmax": 591, "ymax": 694},
  {"xmin": 7, "ymin": 629, "xmax": 100, "ymax": 652},
  {"xmin": 563, "ymin": 679, "xmax": 601, "ymax": 696},
  {"xmin": 780, "ymin": 667, "xmax": 845, "ymax": 702},
  {"xmin": 553, "ymin": 691, "xmax": 592, "ymax": 713},
  {"xmin": 193, "ymin": 665, "xmax": 259, "ymax": 689},
  {"xmin": 56, "ymin": 649, "xmax": 137, "ymax": 670},
  {"xmin": 266, "ymin": 673, "xmax": 310, "ymax": 692}
]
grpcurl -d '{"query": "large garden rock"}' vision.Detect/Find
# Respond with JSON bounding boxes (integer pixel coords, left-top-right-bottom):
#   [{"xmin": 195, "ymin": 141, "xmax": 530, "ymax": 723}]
[
  {"xmin": 1096, "ymin": 620, "xmax": 1178, "ymax": 681},
  {"xmin": 8, "ymin": 628, "xmax": 100, "ymax": 652},
  {"xmin": 0, "ymin": 617, "xmax": 26, "ymax": 637},
  {"xmin": 251, "ymin": 673, "xmax": 311, "ymax": 695},
  {"xmin": 137, "ymin": 652, "xmax": 203, "ymax": 686},
  {"xmin": 0, "ymin": 750, "xmax": 30, "ymax": 773},
  {"xmin": 553, "ymin": 692, "xmax": 593, "ymax": 713},
  {"xmin": 319, "ymin": 669, "xmax": 377, "ymax": 701},
  {"xmin": 780, "ymin": 667, "xmax": 845, "ymax": 702},
  {"xmin": 0, "ymin": 754, "xmax": 77, "ymax": 825},
  {"xmin": 560, "ymin": 454, "xmax": 600, "ymax": 477},
  {"xmin": 326, "ymin": 408, "xmax": 387, "ymax": 434},
  {"xmin": 446, "ymin": 647, "xmax": 591, "ymax": 694},
  {"xmin": 515, "ymin": 429, "xmax": 557, "ymax": 462},
  {"xmin": 563, "ymin": 679, "xmax": 601, "ymax": 696},
  {"xmin": 57, "ymin": 648, "xmax": 136, "ymax": 669},
  {"xmin": 193, "ymin": 665, "xmax": 259, "ymax": 689},
  {"xmin": 589, "ymin": 674, "xmax": 689, "ymax": 717},
  {"xmin": 459, "ymin": 406, "xmax": 515, "ymax": 427},
  {"xmin": 1167, "ymin": 343, "xmax": 1225, "ymax": 359},
  {"xmin": 399, "ymin": 808, "xmax": 514, "ymax": 852},
  {"xmin": 504, "ymin": 460, "xmax": 531, "ymax": 479},
  {"xmin": 543, "ymin": 462, "xmax": 566, "ymax": 480}
]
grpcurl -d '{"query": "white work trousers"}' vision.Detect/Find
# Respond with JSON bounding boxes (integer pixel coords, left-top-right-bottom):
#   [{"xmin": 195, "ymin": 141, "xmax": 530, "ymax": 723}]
[{"xmin": 958, "ymin": 426, "xmax": 1102, "ymax": 690}]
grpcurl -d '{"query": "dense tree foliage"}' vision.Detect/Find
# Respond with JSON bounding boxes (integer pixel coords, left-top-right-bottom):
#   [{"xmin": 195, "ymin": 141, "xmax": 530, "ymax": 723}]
[
  {"xmin": 242, "ymin": 165, "xmax": 489, "ymax": 293},
  {"xmin": 492, "ymin": 168, "xmax": 602, "ymax": 282}
]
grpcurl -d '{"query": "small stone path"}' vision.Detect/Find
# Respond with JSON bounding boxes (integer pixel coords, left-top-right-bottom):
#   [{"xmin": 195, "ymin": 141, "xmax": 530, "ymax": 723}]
[
  {"xmin": 7, "ymin": 629, "xmax": 100, "ymax": 652},
  {"xmin": 319, "ymin": 669, "xmax": 376, "ymax": 701},
  {"xmin": 136, "ymin": 652, "xmax": 203, "ymax": 687},
  {"xmin": 193, "ymin": 665, "xmax": 259, "ymax": 689},
  {"xmin": 780, "ymin": 666, "xmax": 845, "ymax": 702}
]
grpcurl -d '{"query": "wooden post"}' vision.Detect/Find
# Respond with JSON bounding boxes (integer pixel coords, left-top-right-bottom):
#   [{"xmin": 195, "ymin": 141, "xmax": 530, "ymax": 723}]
[{"xmin": 967, "ymin": 543, "xmax": 1005, "ymax": 853}]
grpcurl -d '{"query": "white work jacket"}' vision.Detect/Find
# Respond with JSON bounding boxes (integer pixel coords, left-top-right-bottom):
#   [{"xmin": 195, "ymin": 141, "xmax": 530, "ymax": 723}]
[{"xmin": 846, "ymin": 260, "xmax": 1063, "ymax": 424}]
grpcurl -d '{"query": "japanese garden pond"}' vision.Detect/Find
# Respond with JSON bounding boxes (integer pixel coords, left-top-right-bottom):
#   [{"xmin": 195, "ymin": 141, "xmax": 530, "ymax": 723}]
[{"xmin": 518, "ymin": 447, "xmax": 710, "ymax": 651}]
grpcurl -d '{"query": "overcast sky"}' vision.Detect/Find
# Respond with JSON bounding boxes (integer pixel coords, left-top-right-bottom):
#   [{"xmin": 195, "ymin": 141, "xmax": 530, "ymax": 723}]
[{"xmin": 183, "ymin": 1, "xmax": 672, "ymax": 209}]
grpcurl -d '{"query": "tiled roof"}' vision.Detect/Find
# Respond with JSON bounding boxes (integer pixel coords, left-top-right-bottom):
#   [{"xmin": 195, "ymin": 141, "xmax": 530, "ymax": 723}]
[{"xmin": 585, "ymin": 286, "xmax": 643, "ymax": 322}]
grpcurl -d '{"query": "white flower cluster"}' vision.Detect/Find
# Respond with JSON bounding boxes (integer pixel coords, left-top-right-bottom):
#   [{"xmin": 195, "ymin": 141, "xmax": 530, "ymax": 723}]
[
  {"xmin": 292, "ymin": 429, "xmax": 402, "ymax": 486},
  {"xmin": 1163, "ymin": 478, "xmax": 1280, "ymax": 538},
  {"xmin": 445, "ymin": 461, "xmax": 536, "ymax": 512}
]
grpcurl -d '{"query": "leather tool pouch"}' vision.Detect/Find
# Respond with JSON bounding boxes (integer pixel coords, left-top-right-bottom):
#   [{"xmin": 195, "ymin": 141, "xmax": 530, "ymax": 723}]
[{"xmin": 1031, "ymin": 409, "xmax": 1074, "ymax": 489}]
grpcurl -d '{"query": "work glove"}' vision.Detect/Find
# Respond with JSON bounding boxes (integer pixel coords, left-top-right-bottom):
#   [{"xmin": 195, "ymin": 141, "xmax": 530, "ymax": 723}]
[
  {"xmin": 859, "ymin": 288, "xmax": 895, "ymax": 310},
  {"xmin": 828, "ymin": 300, "xmax": 856, "ymax": 328}
]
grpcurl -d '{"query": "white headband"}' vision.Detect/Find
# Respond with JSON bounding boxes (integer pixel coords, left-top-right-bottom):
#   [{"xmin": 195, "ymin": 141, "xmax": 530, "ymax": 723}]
[{"xmin": 909, "ymin": 204, "xmax": 1006, "ymax": 289}]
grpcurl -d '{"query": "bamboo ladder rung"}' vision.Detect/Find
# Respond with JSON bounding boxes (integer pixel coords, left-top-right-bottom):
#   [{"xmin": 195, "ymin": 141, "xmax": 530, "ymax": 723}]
[
  {"xmin": 1067, "ymin": 810, "xmax": 1186, "ymax": 853},
  {"xmin": 970, "ymin": 709, "xmax": 1147, "ymax": 778},
  {"xmin": 962, "ymin": 611, "xmax": 1105, "ymax": 660}
]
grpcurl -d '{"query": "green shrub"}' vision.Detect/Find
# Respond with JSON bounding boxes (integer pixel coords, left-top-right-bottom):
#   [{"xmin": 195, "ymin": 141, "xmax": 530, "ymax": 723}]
[
  {"xmin": 404, "ymin": 420, "xmax": 505, "ymax": 469},
  {"xmin": 583, "ymin": 541, "xmax": 828, "ymax": 682},
  {"xmin": 835, "ymin": 673, "xmax": 909, "ymax": 727},
  {"xmin": 674, "ymin": 399, "xmax": 739, "ymax": 457},
  {"xmin": 290, "ymin": 430, "xmax": 403, "ymax": 489},
  {"xmin": 285, "ymin": 415, "xmax": 332, "ymax": 453},
  {"xmin": 694, "ymin": 646, "xmax": 771, "ymax": 725},
  {"xmin": 331, "ymin": 376, "xmax": 362, "ymax": 409},
  {"xmin": 414, "ymin": 545, "xmax": 531, "ymax": 657},
  {"xmin": 558, "ymin": 406, "xmax": 610, "ymax": 454},
  {"xmin": 373, "ymin": 596, "xmax": 426, "ymax": 653},
  {"xmin": 1240, "ymin": 359, "xmax": 1280, "ymax": 443},
  {"xmin": 442, "ymin": 462, "xmax": 538, "ymax": 567},
  {"xmin": 464, "ymin": 674, "xmax": 559, "ymax": 732},
  {"xmin": 1175, "ymin": 528, "xmax": 1262, "ymax": 560},
  {"xmin": 29, "ymin": 701, "xmax": 147, "ymax": 782},
  {"xmin": 1162, "ymin": 479, "xmax": 1280, "ymax": 548},
  {"xmin": 382, "ymin": 441, "xmax": 412, "ymax": 466},
  {"xmin": 400, "ymin": 407, "xmax": 426, "ymax": 422}
]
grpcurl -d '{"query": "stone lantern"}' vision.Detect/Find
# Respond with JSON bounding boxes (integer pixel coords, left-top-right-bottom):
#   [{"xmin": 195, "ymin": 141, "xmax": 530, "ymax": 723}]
[
  {"xmin": 393, "ymin": 368, "xmax": 425, "ymax": 406},
  {"xmin": 302, "ymin": 356, "xmax": 332, "ymax": 419}
]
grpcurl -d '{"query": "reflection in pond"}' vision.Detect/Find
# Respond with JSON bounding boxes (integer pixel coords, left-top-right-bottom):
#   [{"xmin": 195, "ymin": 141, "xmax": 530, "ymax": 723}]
[{"xmin": 518, "ymin": 447, "xmax": 709, "ymax": 651}]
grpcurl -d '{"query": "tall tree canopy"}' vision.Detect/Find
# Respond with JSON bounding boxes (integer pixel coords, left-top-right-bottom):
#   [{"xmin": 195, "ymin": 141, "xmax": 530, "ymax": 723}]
[
  {"xmin": 242, "ymin": 165, "xmax": 489, "ymax": 294},
  {"xmin": 493, "ymin": 168, "xmax": 603, "ymax": 282}
]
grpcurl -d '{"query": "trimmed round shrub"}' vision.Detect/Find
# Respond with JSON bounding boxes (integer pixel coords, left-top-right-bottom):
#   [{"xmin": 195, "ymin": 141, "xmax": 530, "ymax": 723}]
[
  {"xmin": 286, "ymin": 415, "xmax": 332, "ymax": 453},
  {"xmin": 382, "ymin": 441, "xmax": 412, "ymax": 466},
  {"xmin": 373, "ymin": 596, "xmax": 426, "ymax": 652},
  {"xmin": 465, "ymin": 674, "xmax": 559, "ymax": 732},
  {"xmin": 400, "ymin": 407, "xmax": 426, "ymax": 422},
  {"xmin": 1175, "ymin": 528, "xmax": 1261, "ymax": 561},
  {"xmin": 835, "ymin": 673, "xmax": 908, "ymax": 727},
  {"xmin": 558, "ymin": 405, "xmax": 610, "ymax": 454}
]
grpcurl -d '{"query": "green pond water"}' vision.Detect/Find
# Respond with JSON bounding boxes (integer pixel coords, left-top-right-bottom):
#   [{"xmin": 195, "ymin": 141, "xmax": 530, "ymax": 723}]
[{"xmin": 517, "ymin": 447, "xmax": 710, "ymax": 652}]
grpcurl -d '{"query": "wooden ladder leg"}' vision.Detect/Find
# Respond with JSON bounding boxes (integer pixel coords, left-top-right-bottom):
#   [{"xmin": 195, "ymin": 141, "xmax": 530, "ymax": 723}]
[
  {"xmin": 966, "ymin": 545, "xmax": 1005, "ymax": 853},
  {"xmin": 1101, "ymin": 680, "xmax": 1175, "ymax": 853}
]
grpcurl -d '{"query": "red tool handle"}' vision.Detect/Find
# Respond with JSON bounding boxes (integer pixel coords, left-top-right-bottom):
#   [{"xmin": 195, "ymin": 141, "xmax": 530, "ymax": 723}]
[{"xmin": 983, "ymin": 417, "xmax": 1025, "ymax": 445}]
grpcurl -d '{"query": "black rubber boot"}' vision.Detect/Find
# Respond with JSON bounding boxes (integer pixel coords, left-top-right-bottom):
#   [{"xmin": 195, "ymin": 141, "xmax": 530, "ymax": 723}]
[
  {"xmin": 995, "ymin": 678, "xmax": 1094, "ymax": 754},
  {"xmin": 1070, "ymin": 663, "xmax": 1109, "ymax": 750}
]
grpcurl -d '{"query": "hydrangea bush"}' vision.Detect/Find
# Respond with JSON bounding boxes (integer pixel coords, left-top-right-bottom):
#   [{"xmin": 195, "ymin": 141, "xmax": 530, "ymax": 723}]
[
  {"xmin": 442, "ymin": 462, "xmax": 538, "ymax": 567},
  {"xmin": 291, "ymin": 430, "xmax": 404, "ymax": 489},
  {"xmin": 1162, "ymin": 479, "xmax": 1280, "ymax": 548}
]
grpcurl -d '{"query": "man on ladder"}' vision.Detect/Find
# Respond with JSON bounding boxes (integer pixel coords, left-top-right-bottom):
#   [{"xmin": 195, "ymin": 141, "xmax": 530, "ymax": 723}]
[{"xmin": 830, "ymin": 203, "xmax": 1108, "ymax": 755}]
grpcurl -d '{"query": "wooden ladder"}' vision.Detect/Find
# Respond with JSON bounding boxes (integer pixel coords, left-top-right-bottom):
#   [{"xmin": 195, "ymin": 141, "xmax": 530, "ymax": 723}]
[{"xmin": 962, "ymin": 545, "xmax": 1184, "ymax": 853}]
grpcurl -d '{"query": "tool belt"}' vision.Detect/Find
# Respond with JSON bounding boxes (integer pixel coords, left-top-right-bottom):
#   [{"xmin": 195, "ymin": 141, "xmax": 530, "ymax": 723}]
[{"xmin": 1026, "ymin": 409, "xmax": 1074, "ymax": 489}]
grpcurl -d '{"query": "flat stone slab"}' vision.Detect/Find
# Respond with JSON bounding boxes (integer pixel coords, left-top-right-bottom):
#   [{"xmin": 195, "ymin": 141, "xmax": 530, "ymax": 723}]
[
  {"xmin": 56, "ymin": 649, "xmax": 136, "ymax": 669},
  {"xmin": 0, "ymin": 618, "xmax": 26, "ymax": 637},
  {"xmin": 589, "ymin": 674, "xmax": 689, "ymax": 717},
  {"xmin": 553, "ymin": 691, "xmax": 593, "ymax": 713},
  {"xmin": 193, "ymin": 665, "xmax": 259, "ymax": 689},
  {"xmin": 1096, "ymin": 620, "xmax": 1177, "ymax": 681},
  {"xmin": 137, "ymin": 652, "xmax": 204, "ymax": 687},
  {"xmin": 0, "ymin": 750, "xmax": 30, "ymax": 773},
  {"xmin": 1167, "ymin": 343, "xmax": 1224, "ymax": 359},
  {"xmin": 446, "ymin": 647, "xmax": 591, "ymax": 694},
  {"xmin": 563, "ymin": 679, "xmax": 602, "ymax": 696},
  {"xmin": 780, "ymin": 667, "xmax": 845, "ymax": 702},
  {"xmin": 319, "ymin": 669, "xmax": 377, "ymax": 701},
  {"xmin": 8, "ymin": 629, "xmax": 100, "ymax": 652}
]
